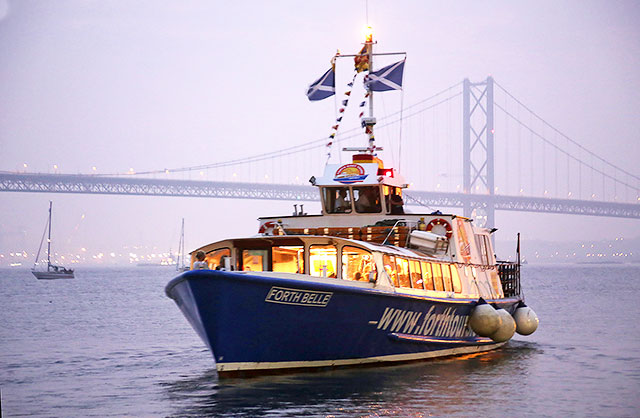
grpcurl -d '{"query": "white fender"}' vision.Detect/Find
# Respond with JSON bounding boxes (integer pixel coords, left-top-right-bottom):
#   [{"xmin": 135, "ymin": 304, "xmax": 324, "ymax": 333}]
[
  {"xmin": 513, "ymin": 304, "xmax": 539, "ymax": 335},
  {"xmin": 490, "ymin": 308, "xmax": 516, "ymax": 342},
  {"xmin": 469, "ymin": 299, "xmax": 501, "ymax": 337}
]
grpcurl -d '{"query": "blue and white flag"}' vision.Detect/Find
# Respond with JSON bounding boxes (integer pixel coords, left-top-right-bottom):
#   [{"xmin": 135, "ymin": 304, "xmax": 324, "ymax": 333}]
[
  {"xmin": 306, "ymin": 68, "xmax": 335, "ymax": 101},
  {"xmin": 365, "ymin": 59, "xmax": 405, "ymax": 91}
]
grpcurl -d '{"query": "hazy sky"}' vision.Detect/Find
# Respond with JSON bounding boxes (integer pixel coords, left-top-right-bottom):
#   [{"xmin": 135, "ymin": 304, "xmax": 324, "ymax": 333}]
[{"xmin": 1, "ymin": 1, "xmax": 639, "ymax": 258}]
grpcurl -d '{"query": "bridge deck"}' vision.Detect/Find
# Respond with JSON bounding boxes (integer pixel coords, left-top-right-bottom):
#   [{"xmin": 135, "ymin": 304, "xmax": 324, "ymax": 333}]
[{"xmin": 1, "ymin": 172, "xmax": 638, "ymax": 219}]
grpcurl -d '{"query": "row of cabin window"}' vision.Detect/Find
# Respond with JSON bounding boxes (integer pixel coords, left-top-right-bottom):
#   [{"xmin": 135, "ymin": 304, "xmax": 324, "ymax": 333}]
[
  {"xmin": 202, "ymin": 245, "xmax": 374, "ymax": 282},
  {"xmin": 383, "ymin": 254, "xmax": 462, "ymax": 293},
  {"xmin": 323, "ymin": 186, "xmax": 404, "ymax": 215},
  {"xmin": 203, "ymin": 246, "xmax": 462, "ymax": 293}
]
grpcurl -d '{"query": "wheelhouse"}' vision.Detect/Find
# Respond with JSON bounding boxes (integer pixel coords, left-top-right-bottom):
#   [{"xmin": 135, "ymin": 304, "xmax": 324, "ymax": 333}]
[{"xmin": 312, "ymin": 153, "xmax": 409, "ymax": 217}]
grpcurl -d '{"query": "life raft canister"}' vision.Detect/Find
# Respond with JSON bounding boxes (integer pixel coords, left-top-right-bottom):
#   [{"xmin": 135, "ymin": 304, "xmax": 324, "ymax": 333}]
[{"xmin": 425, "ymin": 218, "xmax": 453, "ymax": 239}]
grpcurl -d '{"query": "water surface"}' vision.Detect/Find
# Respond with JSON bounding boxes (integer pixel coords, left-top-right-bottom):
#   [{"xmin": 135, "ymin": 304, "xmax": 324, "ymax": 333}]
[{"xmin": 1, "ymin": 265, "xmax": 639, "ymax": 416}]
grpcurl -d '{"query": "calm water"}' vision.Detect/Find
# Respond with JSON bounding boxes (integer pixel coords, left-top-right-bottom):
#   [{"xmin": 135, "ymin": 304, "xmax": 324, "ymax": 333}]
[{"xmin": 1, "ymin": 264, "xmax": 639, "ymax": 417}]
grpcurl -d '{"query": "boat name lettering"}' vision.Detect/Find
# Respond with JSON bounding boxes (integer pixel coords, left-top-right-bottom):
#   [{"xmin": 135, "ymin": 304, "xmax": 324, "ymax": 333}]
[
  {"xmin": 265, "ymin": 286, "xmax": 332, "ymax": 307},
  {"xmin": 376, "ymin": 306, "xmax": 474, "ymax": 338}
]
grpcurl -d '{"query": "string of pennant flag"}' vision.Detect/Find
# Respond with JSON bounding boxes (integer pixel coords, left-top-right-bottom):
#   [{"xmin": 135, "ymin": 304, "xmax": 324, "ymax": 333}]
[{"xmin": 325, "ymin": 73, "xmax": 373, "ymax": 161}]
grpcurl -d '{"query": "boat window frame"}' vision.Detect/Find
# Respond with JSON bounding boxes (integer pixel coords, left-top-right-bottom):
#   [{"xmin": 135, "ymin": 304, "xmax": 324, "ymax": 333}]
[
  {"xmin": 451, "ymin": 264, "xmax": 462, "ymax": 293},
  {"xmin": 382, "ymin": 254, "xmax": 398, "ymax": 287},
  {"xmin": 309, "ymin": 243, "xmax": 338, "ymax": 278},
  {"xmin": 353, "ymin": 185, "xmax": 383, "ymax": 214},
  {"xmin": 322, "ymin": 186, "xmax": 354, "ymax": 215},
  {"xmin": 204, "ymin": 247, "xmax": 231, "ymax": 270},
  {"xmin": 420, "ymin": 261, "xmax": 435, "ymax": 290},
  {"xmin": 432, "ymin": 263, "xmax": 445, "ymax": 291},
  {"xmin": 409, "ymin": 259, "xmax": 424, "ymax": 289},
  {"xmin": 341, "ymin": 245, "xmax": 376, "ymax": 282},
  {"xmin": 442, "ymin": 264, "xmax": 453, "ymax": 292},
  {"xmin": 272, "ymin": 245, "xmax": 305, "ymax": 274},
  {"xmin": 482, "ymin": 235, "xmax": 495, "ymax": 265},
  {"xmin": 395, "ymin": 257, "xmax": 411, "ymax": 288},
  {"xmin": 241, "ymin": 248, "xmax": 269, "ymax": 272}
]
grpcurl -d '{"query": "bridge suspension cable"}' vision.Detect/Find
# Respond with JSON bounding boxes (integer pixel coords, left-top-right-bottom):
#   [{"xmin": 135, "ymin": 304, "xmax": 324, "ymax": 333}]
[
  {"xmin": 494, "ymin": 80, "xmax": 640, "ymax": 183},
  {"xmin": 494, "ymin": 102, "xmax": 639, "ymax": 192},
  {"xmin": 102, "ymin": 82, "xmax": 463, "ymax": 177}
]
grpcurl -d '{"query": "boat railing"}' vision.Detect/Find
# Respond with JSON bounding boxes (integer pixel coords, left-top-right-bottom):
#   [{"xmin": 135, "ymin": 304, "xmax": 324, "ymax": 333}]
[
  {"xmin": 497, "ymin": 261, "xmax": 521, "ymax": 297},
  {"xmin": 381, "ymin": 219, "xmax": 416, "ymax": 246}
]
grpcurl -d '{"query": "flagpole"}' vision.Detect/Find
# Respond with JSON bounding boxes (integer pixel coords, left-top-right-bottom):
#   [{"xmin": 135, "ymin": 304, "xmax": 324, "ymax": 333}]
[{"xmin": 367, "ymin": 31, "xmax": 375, "ymax": 152}]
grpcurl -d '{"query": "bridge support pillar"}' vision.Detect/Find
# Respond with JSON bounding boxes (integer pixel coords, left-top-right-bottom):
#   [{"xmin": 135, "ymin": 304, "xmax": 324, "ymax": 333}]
[{"xmin": 463, "ymin": 76, "xmax": 495, "ymax": 229}]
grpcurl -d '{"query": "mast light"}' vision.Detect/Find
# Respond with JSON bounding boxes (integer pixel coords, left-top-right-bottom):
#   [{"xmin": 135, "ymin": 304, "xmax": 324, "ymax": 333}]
[{"xmin": 364, "ymin": 25, "xmax": 373, "ymax": 42}]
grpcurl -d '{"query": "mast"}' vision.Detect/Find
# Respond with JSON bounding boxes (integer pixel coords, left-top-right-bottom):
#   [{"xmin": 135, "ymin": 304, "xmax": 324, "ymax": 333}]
[
  {"xmin": 177, "ymin": 218, "xmax": 185, "ymax": 270},
  {"xmin": 47, "ymin": 200, "xmax": 52, "ymax": 268},
  {"xmin": 366, "ymin": 27, "xmax": 375, "ymax": 152}
]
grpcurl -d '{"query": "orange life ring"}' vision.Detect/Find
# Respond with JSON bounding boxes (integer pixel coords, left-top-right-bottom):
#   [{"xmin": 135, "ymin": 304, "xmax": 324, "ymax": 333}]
[
  {"xmin": 258, "ymin": 221, "xmax": 278, "ymax": 235},
  {"xmin": 426, "ymin": 218, "xmax": 453, "ymax": 239}
]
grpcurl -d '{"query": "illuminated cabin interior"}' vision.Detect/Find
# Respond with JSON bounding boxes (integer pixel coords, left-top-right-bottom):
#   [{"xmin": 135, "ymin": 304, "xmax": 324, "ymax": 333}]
[{"xmin": 190, "ymin": 236, "xmax": 492, "ymax": 296}]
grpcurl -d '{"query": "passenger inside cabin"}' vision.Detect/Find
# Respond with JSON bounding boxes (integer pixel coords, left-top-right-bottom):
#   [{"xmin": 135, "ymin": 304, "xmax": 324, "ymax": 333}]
[
  {"xmin": 216, "ymin": 256, "xmax": 228, "ymax": 270},
  {"xmin": 334, "ymin": 188, "xmax": 352, "ymax": 213},
  {"xmin": 387, "ymin": 187, "xmax": 405, "ymax": 215},
  {"xmin": 354, "ymin": 186, "xmax": 381, "ymax": 213},
  {"xmin": 193, "ymin": 250, "xmax": 208, "ymax": 269}
]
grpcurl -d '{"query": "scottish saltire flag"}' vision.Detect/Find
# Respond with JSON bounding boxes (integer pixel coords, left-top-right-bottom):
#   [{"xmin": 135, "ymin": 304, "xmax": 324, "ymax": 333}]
[
  {"xmin": 306, "ymin": 68, "xmax": 335, "ymax": 101},
  {"xmin": 365, "ymin": 59, "xmax": 405, "ymax": 91}
]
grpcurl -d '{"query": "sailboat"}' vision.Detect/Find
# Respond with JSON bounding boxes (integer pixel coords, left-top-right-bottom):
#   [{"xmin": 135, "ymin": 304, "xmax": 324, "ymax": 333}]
[
  {"xmin": 32, "ymin": 201, "xmax": 74, "ymax": 279},
  {"xmin": 176, "ymin": 218, "xmax": 189, "ymax": 272}
]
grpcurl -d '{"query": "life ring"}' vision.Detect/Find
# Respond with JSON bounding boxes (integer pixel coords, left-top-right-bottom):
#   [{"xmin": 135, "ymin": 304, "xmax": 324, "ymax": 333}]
[
  {"xmin": 426, "ymin": 218, "xmax": 453, "ymax": 239},
  {"xmin": 258, "ymin": 221, "xmax": 278, "ymax": 235}
]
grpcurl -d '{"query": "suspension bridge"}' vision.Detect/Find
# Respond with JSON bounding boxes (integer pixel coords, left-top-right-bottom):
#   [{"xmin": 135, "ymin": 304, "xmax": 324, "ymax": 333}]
[{"xmin": 2, "ymin": 77, "xmax": 639, "ymax": 226}]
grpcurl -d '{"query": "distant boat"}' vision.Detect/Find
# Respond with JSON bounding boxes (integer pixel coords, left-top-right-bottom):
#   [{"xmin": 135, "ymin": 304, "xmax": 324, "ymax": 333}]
[
  {"xmin": 176, "ymin": 218, "xmax": 189, "ymax": 272},
  {"xmin": 32, "ymin": 201, "xmax": 74, "ymax": 280}
]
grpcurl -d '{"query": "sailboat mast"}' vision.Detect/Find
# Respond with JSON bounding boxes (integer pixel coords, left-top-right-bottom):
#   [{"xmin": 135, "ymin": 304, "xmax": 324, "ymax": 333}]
[
  {"xmin": 47, "ymin": 201, "xmax": 52, "ymax": 267},
  {"xmin": 177, "ymin": 218, "xmax": 185, "ymax": 269}
]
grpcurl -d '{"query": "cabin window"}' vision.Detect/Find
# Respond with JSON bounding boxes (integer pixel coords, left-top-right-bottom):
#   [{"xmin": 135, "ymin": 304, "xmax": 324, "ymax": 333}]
[
  {"xmin": 309, "ymin": 245, "xmax": 337, "ymax": 278},
  {"xmin": 420, "ymin": 261, "xmax": 434, "ymax": 290},
  {"xmin": 483, "ymin": 235, "xmax": 494, "ymax": 264},
  {"xmin": 353, "ymin": 186, "xmax": 382, "ymax": 213},
  {"xmin": 383, "ymin": 254, "xmax": 398, "ymax": 287},
  {"xmin": 451, "ymin": 265, "xmax": 462, "ymax": 293},
  {"xmin": 323, "ymin": 187, "xmax": 352, "ymax": 214},
  {"xmin": 242, "ymin": 249, "xmax": 268, "ymax": 271},
  {"xmin": 206, "ymin": 248, "xmax": 231, "ymax": 270},
  {"xmin": 396, "ymin": 257, "xmax": 411, "ymax": 288},
  {"xmin": 432, "ymin": 263, "xmax": 445, "ymax": 291},
  {"xmin": 272, "ymin": 246, "xmax": 304, "ymax": 274},
  {"xmin": 342, "ymin": 246, "xmax": 375, "ymax": 281},
  {"xmin": 442, "ymin": 264, "xmax": 453, "ymax": 292},
  {"xmin": 409, "ymin": 259, "xmax": 423, "ymax": 289},
  {"xmin": 385, "ymin": 186, "xmax": 405, "ymax": 215},
  {"xmin": 475, "ymin": 234, "xmax": 491, "ymax": 265}
]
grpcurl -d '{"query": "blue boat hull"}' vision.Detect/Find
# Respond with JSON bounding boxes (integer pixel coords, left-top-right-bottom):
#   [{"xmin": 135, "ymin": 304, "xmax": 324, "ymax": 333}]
[{"xmin": 166, "ymin": 270, "xmax": 520, "ymax": 377}]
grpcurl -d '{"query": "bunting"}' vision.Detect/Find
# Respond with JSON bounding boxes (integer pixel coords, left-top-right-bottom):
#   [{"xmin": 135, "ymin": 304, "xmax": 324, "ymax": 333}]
[{"xmin": 325, "ymin": 72, "xmax": 359, "ymax": 162}]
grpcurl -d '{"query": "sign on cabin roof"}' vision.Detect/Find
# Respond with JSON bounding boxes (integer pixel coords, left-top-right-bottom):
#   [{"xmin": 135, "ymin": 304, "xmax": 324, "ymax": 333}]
[{"xmin": 315, "ymin": 163, "xmax": 407, "ymax": 188}]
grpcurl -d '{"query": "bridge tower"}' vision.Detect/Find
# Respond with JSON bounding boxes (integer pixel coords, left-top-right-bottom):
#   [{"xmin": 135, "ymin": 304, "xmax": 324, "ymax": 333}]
[{"xmin": 463, "ymin": 76, "xmax": 495, "ymax": 229}]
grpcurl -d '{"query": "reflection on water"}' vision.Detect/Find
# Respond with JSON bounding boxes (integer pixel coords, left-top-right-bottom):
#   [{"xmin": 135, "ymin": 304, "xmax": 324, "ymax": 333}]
[{"xmin": 162, "ymin": 341, "xmax": 543, "ymax": 417}]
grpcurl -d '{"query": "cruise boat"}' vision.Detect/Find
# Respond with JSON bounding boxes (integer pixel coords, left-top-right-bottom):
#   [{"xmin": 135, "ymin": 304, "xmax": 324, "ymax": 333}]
[{"xmin": 165, "ymin": 32, "xmax": 538, "ymax": 378}]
